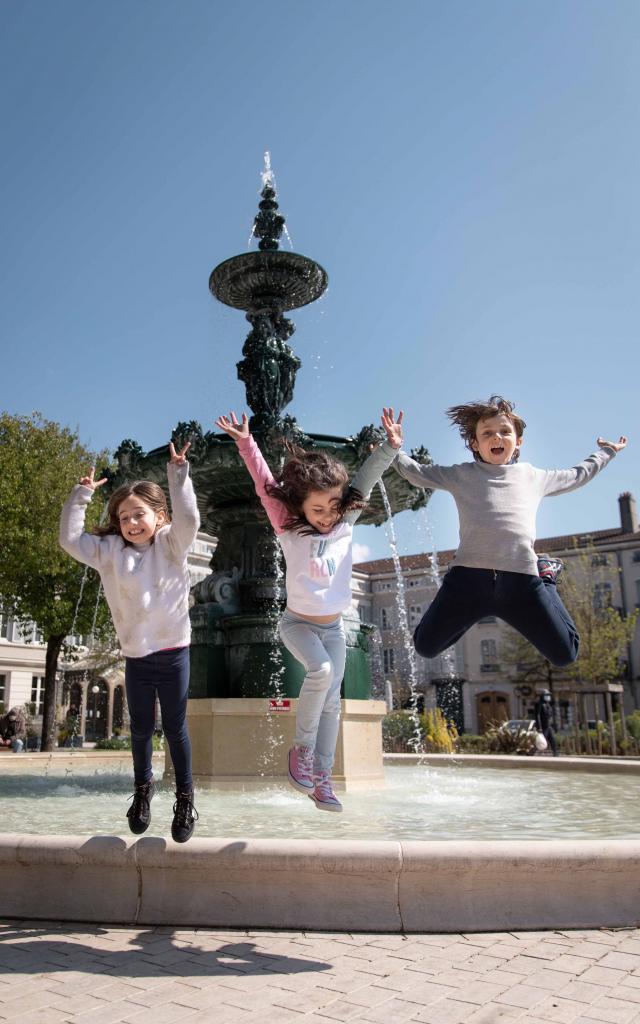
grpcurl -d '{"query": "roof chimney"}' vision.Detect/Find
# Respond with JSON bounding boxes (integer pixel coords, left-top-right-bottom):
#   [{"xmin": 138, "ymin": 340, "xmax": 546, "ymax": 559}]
[{"xmin": 619, "ymin": 492, "xmax": 638, "ymax": 534}]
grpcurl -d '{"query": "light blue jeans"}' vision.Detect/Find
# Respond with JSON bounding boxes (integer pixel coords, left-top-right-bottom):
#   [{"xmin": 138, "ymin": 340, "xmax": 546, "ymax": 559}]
[{"xmin": 279, "ymin": 609, "xmax": 346, "ymax": 776}]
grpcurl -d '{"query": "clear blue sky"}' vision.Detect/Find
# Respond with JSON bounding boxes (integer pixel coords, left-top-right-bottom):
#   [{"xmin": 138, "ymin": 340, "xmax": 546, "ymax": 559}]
[{"xmin": 1, "ymin": 0, "xmax": 637, "ymax": 562}]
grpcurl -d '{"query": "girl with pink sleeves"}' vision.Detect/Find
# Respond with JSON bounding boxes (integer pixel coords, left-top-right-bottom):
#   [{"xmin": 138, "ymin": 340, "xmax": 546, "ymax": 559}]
[{"xmin": 215, "ymin": 409, "xmax": 404, "ymax": 812}]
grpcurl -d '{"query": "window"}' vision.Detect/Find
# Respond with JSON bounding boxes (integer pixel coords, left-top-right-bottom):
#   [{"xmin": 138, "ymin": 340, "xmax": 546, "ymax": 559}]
[
  {"xmin": 593, "ymin": 582, "xmax": 613, "ymax": 610},
  {"xmin": 0, "ymin": 674, "xmax": 5, "ymax": 711},
  {"xmin": 478, "ymin": 616, "xmax": 497, "ymax": 624},
  {"xmin": 380, "ymin": 607, "xmax": 390, "ymax": 629},
  {"xmin": 635, "ymin": 579, "xmax": 640, "ymax": 609},
  {"xmin": 383, "ymin": 648, "xmax": 395, "ymax": 674},
  {"xmin": 19, "ymin": 622, "xmax": 43, "ymax": 645},
  {"xmin": 592, "ymin": 554, "xmax": 609, "ymax": 567},
  {"xmin": 357, "ymin": 605, "xmax": 371, "ymax": 623},
  {"xmin": 408, "ymin": 605, "xmax": 422, "ymax": 627},
  {"xmin": 633, "ymin": 552, "xmax": 640, "ymax": 563},
  {"xmin": 0, "ymin": 611, "xmax": 9, "ymax": 640},
  {"xmin": 31, "ymin": 676, "xmax": 45, "ymax": 716},
  {"xmin": 480, "ymin": 639, "xmax": 499, "ymax": 672}
]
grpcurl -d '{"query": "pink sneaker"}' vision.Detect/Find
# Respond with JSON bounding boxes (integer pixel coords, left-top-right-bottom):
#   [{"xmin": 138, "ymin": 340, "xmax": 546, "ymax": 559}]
[
  {"xmin": 288, "ymin": 745, "xmax": 314, "ymax": 793},
  {"xmin": 309, "ymin": 774, "xmax": 343, "ymax": 813}
]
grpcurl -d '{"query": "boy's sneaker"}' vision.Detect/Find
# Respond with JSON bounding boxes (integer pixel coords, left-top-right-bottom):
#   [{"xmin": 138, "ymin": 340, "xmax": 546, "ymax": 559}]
[
  {"xmin": 537, "ymin": 554, "xmax": 564, "ymax": 584},
  {"xmin": 171, "ymin": 789, "xmax": 198, "ymax": 844},
  {"xmin": 288, "ymin": 745, "xmax": 314, "ymax": 793},
  {"xmin": 309, "ymin": 774, "xmax": 343, "ymax": 813},
  {"xmin": 126, "ymin": 780, "xmax": 154, "ymax": 835}
]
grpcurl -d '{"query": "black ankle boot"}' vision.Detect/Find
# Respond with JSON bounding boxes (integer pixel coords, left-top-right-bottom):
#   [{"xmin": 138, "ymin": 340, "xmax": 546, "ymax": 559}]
[
  {"xmin": 171, "ymin": 789, "xmax": 198, "ymax": 844},
  {"xmin": 127, "ymin": 780, "xmax": 154, "ymax": 835}
]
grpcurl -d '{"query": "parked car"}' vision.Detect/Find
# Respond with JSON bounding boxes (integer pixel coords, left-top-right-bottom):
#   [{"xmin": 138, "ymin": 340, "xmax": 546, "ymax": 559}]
[{"xmin": 501, "ymin": 719, "xmax": 536, "ymax": 734}]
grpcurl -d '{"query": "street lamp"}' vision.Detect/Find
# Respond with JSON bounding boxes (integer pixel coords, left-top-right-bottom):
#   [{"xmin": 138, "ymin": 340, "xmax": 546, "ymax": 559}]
[{"xmin": 91, "ymin": 684, "xmax": 100, "ymax": 737}]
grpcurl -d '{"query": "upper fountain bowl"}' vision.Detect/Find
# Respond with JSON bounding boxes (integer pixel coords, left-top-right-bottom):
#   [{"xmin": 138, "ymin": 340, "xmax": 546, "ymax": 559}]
[{"xmin": 209, "ymin": 250, "xmax": 328, "ymax": 313}]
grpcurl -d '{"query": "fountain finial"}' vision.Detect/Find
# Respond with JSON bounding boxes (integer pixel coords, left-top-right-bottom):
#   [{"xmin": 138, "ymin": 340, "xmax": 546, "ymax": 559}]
[{"xmin": 253, "ymin": 151, "xmax": 285, "ymax": 252}]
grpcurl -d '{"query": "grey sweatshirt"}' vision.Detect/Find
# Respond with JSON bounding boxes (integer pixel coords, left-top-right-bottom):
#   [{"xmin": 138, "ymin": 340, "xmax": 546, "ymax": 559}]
[
  {"xmin": 59, "ymin": 463, "xmax": 200, "ymax": 658},
  {"xmin": 394, "ymin": 447, "xmax": 617, "ymax": 575}
]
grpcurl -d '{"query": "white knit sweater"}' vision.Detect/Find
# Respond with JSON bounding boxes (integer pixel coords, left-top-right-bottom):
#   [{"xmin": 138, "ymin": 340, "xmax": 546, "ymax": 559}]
[{"xmin": 59, "ymin": 463, "xmax": 200, "ymax": 658}]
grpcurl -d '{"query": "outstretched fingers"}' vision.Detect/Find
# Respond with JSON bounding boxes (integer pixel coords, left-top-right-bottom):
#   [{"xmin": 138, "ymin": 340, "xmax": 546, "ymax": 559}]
[
  {"xmin": 597, "ymin": 435, "xmax": 628, "ymax": 452},
  {"xmin": 79, "ymin": 466, "xmax": 107, "ymax": 490},
  {"xmin": 215, "ymin": 412, "xmax": 249, "ymax": 439},
  {"xmin": 169, "ymin": 441, "xmax": 191, "ymax": 464}
]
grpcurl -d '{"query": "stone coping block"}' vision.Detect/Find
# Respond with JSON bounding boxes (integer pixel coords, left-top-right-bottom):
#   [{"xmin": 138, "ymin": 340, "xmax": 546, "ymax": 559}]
[
  {"xmin": 386, "ymin": 752, "xmax": 640, "ymax": 774},
  {"xmin": 1, "ymin": 833, "xmax": 639, "ymax": 933}
]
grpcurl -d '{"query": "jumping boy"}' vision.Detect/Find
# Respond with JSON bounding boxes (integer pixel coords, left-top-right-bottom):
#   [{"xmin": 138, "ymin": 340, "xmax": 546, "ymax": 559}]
[{"xmin": 390, "ymin": 397, "xmax": 627, "ymax": 667}]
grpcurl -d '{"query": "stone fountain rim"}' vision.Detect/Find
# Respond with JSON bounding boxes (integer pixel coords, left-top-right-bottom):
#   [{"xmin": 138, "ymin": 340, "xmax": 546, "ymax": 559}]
[{"xmin": 1, "ymin": 829, "xmax": 639, "ymax": 932}]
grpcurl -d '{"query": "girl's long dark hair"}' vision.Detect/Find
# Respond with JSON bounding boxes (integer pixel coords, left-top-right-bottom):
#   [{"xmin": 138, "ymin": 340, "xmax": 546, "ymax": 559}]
[
  {"xmin": 264, "ymin": 443, "xmax": 366, "ymax": 535},
  {"xmin": 93, "ymin": 481, "xmax": 170, "ymax": 544}
]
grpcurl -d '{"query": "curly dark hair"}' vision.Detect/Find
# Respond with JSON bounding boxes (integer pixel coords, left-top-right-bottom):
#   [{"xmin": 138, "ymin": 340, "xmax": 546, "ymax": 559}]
[
  {"xmin": 446, "ymin": 395, "xmax": 526, "ymax": 462},
  {"xmin": 264, "ymin": 443, "xmax": 365, "ymax": 535},
  {"xmin": 93, "ymin": 481, "xmax": 170, "ymax": 543}
]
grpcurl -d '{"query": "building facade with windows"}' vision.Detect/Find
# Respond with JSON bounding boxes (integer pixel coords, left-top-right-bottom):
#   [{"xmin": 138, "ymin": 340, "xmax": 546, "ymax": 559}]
[{"xmin": 353, "ymin": 493, "xmax": 640, "ymax": 735}]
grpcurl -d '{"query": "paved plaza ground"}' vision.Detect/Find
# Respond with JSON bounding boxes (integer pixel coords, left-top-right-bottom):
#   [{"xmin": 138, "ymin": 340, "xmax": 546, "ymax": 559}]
[{"xmin": 2, "ymin": 921, "xmax": 640, "ymax": 1024}]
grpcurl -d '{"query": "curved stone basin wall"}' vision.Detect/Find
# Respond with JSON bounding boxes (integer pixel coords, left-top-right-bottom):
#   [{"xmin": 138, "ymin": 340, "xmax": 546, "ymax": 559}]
[{"xmin": 2, "ymin": 832, "xmax": 640, "ymax": 933}]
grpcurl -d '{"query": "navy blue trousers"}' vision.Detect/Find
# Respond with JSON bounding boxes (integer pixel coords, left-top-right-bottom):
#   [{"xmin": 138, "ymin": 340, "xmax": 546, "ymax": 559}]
[
  {"xmin": 414, "ymin": 567, "xmax": 579, "ymax": 668},
  {"xmin": 125, "ymin": 647, "xmax": 192, "ymax": 792}
]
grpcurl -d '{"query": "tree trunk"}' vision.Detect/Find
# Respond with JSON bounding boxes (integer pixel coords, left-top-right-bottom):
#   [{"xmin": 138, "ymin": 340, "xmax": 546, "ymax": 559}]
[{"xmin": 41, "ymin": 634, "xmax": 64, "ymax": 752}]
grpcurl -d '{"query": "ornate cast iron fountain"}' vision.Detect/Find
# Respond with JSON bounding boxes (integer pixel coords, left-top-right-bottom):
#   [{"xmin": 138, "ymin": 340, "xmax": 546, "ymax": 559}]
[{"xmin": 106, "ymin": 157, "xmax": 432, "ymax": 703}]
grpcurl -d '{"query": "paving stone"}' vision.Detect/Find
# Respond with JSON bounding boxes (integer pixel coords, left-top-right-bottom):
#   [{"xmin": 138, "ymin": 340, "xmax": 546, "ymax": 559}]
[
  {"xmin": 483, "ymin": 969, "xmax": 537, "ymax": 988},
  {"xmin": 313, "ymin": 998, "xmax": 371, "ymax": 1021},
  {"xmin": 598, "ymin": 953, "xmax": 640, "ymax": 972},
  {"xmin": 465, "ymin": 1004, "xmax": 526, "ymax": 1024},
  {"xmin": 584, "ymin": 995, "xmax": 640, "ymax": 1023},
  {"xmin": 579, "ymin": 967, "xmax": 627, "ymax": 988},
  {"xmin": 527, "ymin": 969, "xmax": 586, "ymax": 991},
  {"xmin": 613, "ymin": 989, "xmax": 640, "ymax": 1006},
  {"xmin": 495, "ymin": 983, "xmax": 549, "ymax": 1009},
  {"xmin": 119, "ymin": 1002, "xmax": 196, "ymax": 1024},
  {"xmin": 410, "ymin": 998, "xmax": 485, "ymax": 1024},
  {"xmin": 356, "ymin": 996, "xmax": 428, "ymax": 1023},
  {"xmin": 326, "ymin": 982, "xmax": 397, "ymax": 1008},
  {"xmin": 16, "ymin": 1010, "xmax": 70, "ymax": 1024},
  {"xmin": 452, "ymin": 980, "xmax": 516, "ymax": 1004},
  {"xmin": 528, "ymin": 994, "xmax": 587, "ymax": 1022},
  {"xmin": 557, "ymin": 980, "xmax": 610, "ymax": 1005}
]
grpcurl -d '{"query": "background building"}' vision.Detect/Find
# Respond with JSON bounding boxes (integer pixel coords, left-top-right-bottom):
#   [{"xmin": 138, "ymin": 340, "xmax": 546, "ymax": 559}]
[{"xmin": 353, "ymin": 493, "xmax": 640, "ymax": 734}]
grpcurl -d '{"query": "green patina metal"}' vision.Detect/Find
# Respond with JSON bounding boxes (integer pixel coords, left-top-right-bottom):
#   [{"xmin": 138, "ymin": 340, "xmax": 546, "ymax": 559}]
[{"xmin": 105, "ymin": 167, "xmax": 432, "ymax": 700}]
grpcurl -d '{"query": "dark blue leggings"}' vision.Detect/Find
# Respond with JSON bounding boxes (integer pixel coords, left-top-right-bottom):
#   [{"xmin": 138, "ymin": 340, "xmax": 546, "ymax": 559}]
[
  {"xmin": 125, "ymin": 647, "xmax": 192, "ymax": 792},
  {"xmin": 414, "ymin": 567, "xmax": 579, "ymax": 668}
]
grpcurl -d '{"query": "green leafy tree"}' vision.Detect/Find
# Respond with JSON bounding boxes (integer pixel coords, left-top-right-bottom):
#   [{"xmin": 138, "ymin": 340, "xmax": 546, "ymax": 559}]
[
  {"xmin": 561, "ymin": 543, "xmax": 638, "ymax": 689},
  {"xmin": 0, "ymin": 412, "xmax": 112, "ymax": 750},
  {"xmin": 501, "ymin": 543, "xmax": 638, "ymax": 710}
]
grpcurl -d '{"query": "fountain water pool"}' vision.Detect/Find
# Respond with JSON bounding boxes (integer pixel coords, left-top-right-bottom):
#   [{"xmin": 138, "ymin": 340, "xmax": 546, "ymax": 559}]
[{"xmin": 3, "ymin": 758, "xmax": 640, "ymax": 842}]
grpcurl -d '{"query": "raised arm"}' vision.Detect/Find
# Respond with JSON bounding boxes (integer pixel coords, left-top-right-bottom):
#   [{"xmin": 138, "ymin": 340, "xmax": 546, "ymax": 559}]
[
  {"xmin": 59, "ymin": 468, "xmax": 108, "ymax": 569},
  {"xmin": 542, "ymin": 437, "xmax": 626, "ymax": 497},
  {"xmin": 393, "ymin": 452, "xmax": 458, "ymax": 492},
  {"xmin": 215, "ymin": 413, "xmax": 289, "ymax": 534},
  {"xmin": 164, "ymin": 444, "xmax": 200, "ymax": 555},
  {"xmin": 346, "ymin": 408, "xmax": 404, "ymax": 523}
]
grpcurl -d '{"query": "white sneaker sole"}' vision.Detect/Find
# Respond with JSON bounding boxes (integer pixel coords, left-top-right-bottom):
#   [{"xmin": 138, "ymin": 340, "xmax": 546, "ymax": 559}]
[{"xmin": 308, "ymin": 793, "xmax": 343, "ymax": 813}]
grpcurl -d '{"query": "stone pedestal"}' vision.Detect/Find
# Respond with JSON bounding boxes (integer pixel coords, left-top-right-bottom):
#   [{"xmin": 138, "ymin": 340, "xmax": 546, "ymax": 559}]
[{"xmin": 168, "ymin": 698, "xmax": 387, "ymax": 788}]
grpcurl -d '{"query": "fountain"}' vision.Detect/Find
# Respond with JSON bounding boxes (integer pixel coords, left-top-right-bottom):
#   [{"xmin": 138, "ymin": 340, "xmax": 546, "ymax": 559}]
[{"xmin": 103, "ymin": 154, "xmax": 432, "ymax": 784}]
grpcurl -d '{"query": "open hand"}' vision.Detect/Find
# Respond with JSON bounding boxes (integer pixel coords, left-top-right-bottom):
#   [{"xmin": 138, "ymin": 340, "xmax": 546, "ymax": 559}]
[
  {"xmin": 597, "ymin": 436, "xmax": 628, "ymax": 453},
  {"xmin": 169, "ymin": 442, "xmax": 191, "ymax": 465},
  {"xmin": 215, "ymin": 412, "xmax": 250, "ymax": 442},
  {"xmin": 79, "ymin": 467, "xmax": 107, "ymax": 491},
  {"xmin": 381, "ymin": 407, "xmax": 404, "ymax": 449}
]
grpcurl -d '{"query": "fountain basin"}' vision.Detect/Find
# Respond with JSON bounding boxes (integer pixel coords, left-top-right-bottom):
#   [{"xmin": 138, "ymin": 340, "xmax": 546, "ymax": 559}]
[{"xmin": 2, "ymin": 756, "xmax": 640, "ymax": 931}]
